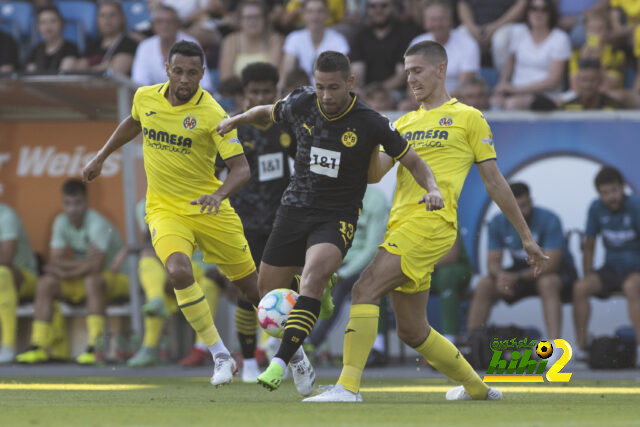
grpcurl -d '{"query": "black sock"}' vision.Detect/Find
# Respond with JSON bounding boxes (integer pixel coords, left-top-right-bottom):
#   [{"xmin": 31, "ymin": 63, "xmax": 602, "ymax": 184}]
[
  {"xmin": 235, "ymin": 299, "xmax": 257, "ymax": 360},
  {"xmin": 275, "ymin": 296, "xmax": 321, "ymax": 364}
]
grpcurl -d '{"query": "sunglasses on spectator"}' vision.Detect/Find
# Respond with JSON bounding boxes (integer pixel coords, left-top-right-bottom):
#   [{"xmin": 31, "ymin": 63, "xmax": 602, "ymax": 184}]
[
  {"xmin": 369, "ymin": 3, "xmax": 392, "ymax": 9},
  {"xmin": 528, "ymin": 6, "xmax": 549, "ymax": 12}
]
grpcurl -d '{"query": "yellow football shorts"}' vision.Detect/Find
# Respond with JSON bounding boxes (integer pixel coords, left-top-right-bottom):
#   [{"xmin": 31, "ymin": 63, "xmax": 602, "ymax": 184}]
[
  {"xmin": 18, "ymin": 269, "xmax": 37, "ymax": 300},
  {"xmin": 147, "ymin": 203, "xmax": 256, "ymax": 282},
  {"xmin": 60, "ymin": 272, "xmax": 130, "ymax": 305},
  {"xmin": 381, "ymin": 214, "xmax": 457, "ymax": 294}
]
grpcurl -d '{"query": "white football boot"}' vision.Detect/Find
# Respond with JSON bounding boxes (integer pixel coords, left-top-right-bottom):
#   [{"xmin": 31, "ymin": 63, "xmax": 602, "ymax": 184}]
[
  {"xmin": 446, "ymin": 385, "xmax": 503, "ymax": 401},
  {"xmin": 290, "ymin": 349, "xmax": 315, "ymax": 396},
  {"xmin": 210, "ymin": 353, "xmax": 237, "ymax": 387},
  {"xmin": 241, "ymin": 358, "xmax": 261, "ymax": 383},
  {"xmin": 0, "ymin": 347, "xmax": 15, "ymax": 364},
  {"xmin": 303, "ymin": 384, "xmax": 363, "ymax": 402}
]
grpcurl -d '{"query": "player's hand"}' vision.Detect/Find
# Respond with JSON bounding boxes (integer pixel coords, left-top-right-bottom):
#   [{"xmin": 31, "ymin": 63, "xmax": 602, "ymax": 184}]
[
  {"xmin": 523, "ymin": 240, "xmax": 549, "ymax": 277},
  {"xmin": 82, "ymin": 156, "xmax": 103, "ymax": 182},
  {"xmin": 496, "ymin": 271, "xmax": 517, "ymax": 298},
  {"xmin": 191, "ymin": 192, "xmax": 224, "ymax": 214},
  {"xmin": 216, "ymin": 117, "xmax": 237, "ymax": 136},
  {"xmin": 418, "ymin": 189, "xmax": 444, "ymax": 211}
]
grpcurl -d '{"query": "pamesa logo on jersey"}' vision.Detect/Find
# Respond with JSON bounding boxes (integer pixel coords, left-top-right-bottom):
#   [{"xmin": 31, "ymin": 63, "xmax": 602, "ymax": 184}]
[
  {"xmin": 183, "ymin": 114, "xmax": 197, "ymax": 130},
  {"xmin": 439, "ymin": 116, "xmax": 453, "ymax": 127},
  {"xmin": 341, "ymin": 128, "xmax": 358, "ymax": 147}
]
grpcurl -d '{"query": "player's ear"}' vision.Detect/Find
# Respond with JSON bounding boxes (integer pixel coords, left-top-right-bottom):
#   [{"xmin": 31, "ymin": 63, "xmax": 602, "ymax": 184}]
[
  {"xmin": 346, "ymin": 74, "xmax": 355, "ymax": 91},
  {"xmin": 437, "ymin": 62, "xmax": 447, "ymax": 80},
  {"xmin": 165, "ymin": 62, "xmax": 170, "ymax": 78}
]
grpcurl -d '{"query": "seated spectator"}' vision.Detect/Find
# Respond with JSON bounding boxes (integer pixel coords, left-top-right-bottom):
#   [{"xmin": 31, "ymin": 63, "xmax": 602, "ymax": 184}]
[
  {"xmin": 77, "ymin": 1, "xmax": 138, "ymax": 75},
  {"xmin": 0, "ymin": 17, "xmax": 19, "ymax": 73},
  {"xmin": 563, "ymin": 59, "xmax": 623, "ymax": 109},
  {"xmin": 458, "ymin": 75, "xmax": 491, "ymax": 110},
  {"xmin": 132, "ymin": 5, "xmax": 213, "ymax": 92},
  {"xmin": 467, "ymin": 182, "xmax": 577, "ymax": 341},
  {"xmin": 410, "ymin": 0, "xmax": 480, "ymax": 94},
  {"xmin": 25, "ymin": 6, "xmax": 80, "ymax": 73},
  {"xmin": 430, "ymin": 231, "xmax": 472, "ymax": 342},
  {"xmin": 154, "ymin": 0, "xmax": 224, "ymax": 49},
  {"xmin": 218, "ymin": 0, "xmax": 284, "ymax": 80},
  {"xmin": 16, "ymin": 180, "xmax": 129, "ymax": 365},
  {"xmin": 573, "ymin": 167, "xmax": 640, "ymax": 364},
  {"xmin": 350, "ymin": 0, "xmax": 421, "ymax": 91},
  {"xmin": 281, "ymin": 68, "xmax": 311, "ymax": 97},
  {"xmin": 274, "ymin": 0, "xmax": 345, "ymax": 33},
  {"xmin": 557, "ymin": 0, "xmax": 607, "ymax": 47},
  {"xmin": 363, "ymin": 83, "xmax": 397, "ymax": 110},
  {"xmin": 281, "ymin": 0, "xmax": 350, "ymax": 84},
  {"xmin": 610, "ymin": 0, "xmax": 640, "ymax": 44},
  {"xmin": 0, "ymin": 203, "xmax": 38, "ymax": 363},
  {"xmin": 569, "ymin": 10, "xmax": 625, "ymax": 92},
  {"xmin": 217, "ymin": 76, "xmax": 245, "ymax": 115},
  {"xmin": 492, "ymin": 0, "xmax": 571, "ymax": 110},
  {"xmin": 457, "ymin": 0, "xmax": 527, "ymax": 69}
]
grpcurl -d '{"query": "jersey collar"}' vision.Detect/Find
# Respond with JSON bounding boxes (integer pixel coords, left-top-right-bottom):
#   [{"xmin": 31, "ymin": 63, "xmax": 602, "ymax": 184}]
[
  {"xmin": 316, "ymin": 93, "xmax": 357, "ymax": 121},
  {"xmin": 158, "ymin": 82, "xmax": 204, "ymax": 107},
  {"xmin": 419, "ymin": 97, "xmax": 458, "ymax": 112}
]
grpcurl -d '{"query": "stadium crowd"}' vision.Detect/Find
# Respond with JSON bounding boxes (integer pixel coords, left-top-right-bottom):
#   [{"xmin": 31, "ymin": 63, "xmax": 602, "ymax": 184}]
[{"xmin": 1, "ymin": 0, "xmax": 640, "ymax": 110}]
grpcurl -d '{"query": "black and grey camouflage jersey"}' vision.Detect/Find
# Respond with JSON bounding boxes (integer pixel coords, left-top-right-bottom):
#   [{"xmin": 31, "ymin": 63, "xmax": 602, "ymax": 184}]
[
  {"xmin": 227, "ymin": 123, "xmax": 295, "ymax": 234},
  {"xmin": 272, "ymin": 86, "xmax": 408, "ymax": 216}
]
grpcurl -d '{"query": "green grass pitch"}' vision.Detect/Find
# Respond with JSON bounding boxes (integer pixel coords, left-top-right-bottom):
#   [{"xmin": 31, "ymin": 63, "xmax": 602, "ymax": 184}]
[{"xmin": 1, "ymin": 376, "xmax": 639, "ymax": 426}]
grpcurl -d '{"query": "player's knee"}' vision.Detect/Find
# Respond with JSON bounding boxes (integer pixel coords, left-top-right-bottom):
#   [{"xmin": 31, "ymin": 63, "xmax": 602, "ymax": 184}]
[
  {"xmin": 351, "ymin": 279, "xmax": 380, "ymax": 304},
  {"xmin": 622, "ymin": 275, "xmax": 640, "ymax": 298},
  {"xmin": 84, "ymin": 274, "xmax": 106, "ymax": 296},
  {"xmin": 396, "ymin": 325, "xmax": 425, "ymax": 348},
  {"xmin": 572, "ymin": 279, "xmax": 592, "ymax": 300},
  {"xmin": 536, "ymin": 274, "xmax": 561, "ymax": 297},
  {"xmin": 299, "ymin": 270, "xmax": 329, "ymax": 299},
  {"xmin": 36, "ymin": 274, "xmax": 58, "ymax": 298},
  {"xmin": 473, "ymin": 276, "xmax": 495, "ymax": 298},
  {"xmin": 165, "ymin": 262, "xmax": 194, "ymax": 288}
]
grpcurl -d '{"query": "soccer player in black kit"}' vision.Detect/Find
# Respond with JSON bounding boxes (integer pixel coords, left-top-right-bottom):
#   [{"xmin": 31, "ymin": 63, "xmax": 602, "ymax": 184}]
[{"xmin": 217, "ymin": 51, "xmax": 444, "ymax": 396}]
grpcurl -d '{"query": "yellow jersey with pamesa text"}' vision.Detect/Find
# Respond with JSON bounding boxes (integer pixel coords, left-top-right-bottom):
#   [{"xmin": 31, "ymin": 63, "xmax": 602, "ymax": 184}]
[
  {"xmin": 131, "ymin": 83, "xmax": 244, "ymax": 216},
  {"xmin": 388, "ymin": 98, "xmax": 496, "ymax": 228}
]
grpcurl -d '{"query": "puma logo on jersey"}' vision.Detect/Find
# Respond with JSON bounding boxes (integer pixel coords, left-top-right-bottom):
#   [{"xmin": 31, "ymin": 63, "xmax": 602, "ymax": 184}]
[
  {"xmin": 145, "ymin": 111, "xmax": 157, "ymax": 117},
  {"xmin": 387, "ymin": 243, "xmax": 398, "ymax": 248},
  {"xmin": 302, "ymin": 123, "xmax": 314, "ymax": 135},
  {"xmin": 345, "ymin": 328, "xmax": 356, "ymax": 334}
]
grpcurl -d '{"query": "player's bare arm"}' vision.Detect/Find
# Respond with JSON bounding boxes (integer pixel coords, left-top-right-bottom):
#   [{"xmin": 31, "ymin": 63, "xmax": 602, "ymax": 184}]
[
  {"xmin": 191, "ymin": 154, "xmax": 251, "ymax": 214},
  {"xmin": 398, "ymin": 148, "xmax": 444, "ymax": 211},
  {"xmin": 46, "ymin": 246, "xmax": 106, "ymax": 279},
  {"xmin": 0, "ymin": 239, "xmax": 17, "ymax": 267},
  {"xmin": 582, "ymin": 235, "xmax": 596, "ymax": 276},
  {"xmin": 477, "ymin": 159, "xmax": 549, "ymax": 275},
  {"xmin": 367, "ymin": 149, "xmax": 395, "ymax": 183},
  {"xmin": 83, "ymin": 115, "xmax": 142, "ymax": 182},
  {"xmin": 216, "ymin": 105, "xmax": 273, "ymax": 136}
]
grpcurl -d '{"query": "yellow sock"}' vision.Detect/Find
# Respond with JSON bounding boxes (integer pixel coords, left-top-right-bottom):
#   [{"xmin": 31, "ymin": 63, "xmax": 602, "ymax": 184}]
[
  {"xmin": 199, "ymin": 276, "xmax": 220, "ymax": 318},
  {"xmin": 175, "ymin": 282, "xmax": 220, "ymax": 346},
  {"xmin": 0, "ymin": 266, "xmax": 17, "ymax": 349},
  {"xmin": 337, "ymin": 304, "xmax": 379, "ymax": 393},
  {"xmin": 86, "ymin": 315, "xmax": 105, "ymax": 347},
  {"xmin": 138, "ymin": 257, "xmax": 166, "ymax": 301},
  {"xmin": 415, "ymin": 328, "xmax": 489, "ymax": 400},
  {"xmin": 32, "ymin": 320, "xmax": 53, "ymax": 348},
  {"xmin": 143, "ymin": 316, "xmax": 164, "ymax": 348},
  {"xmin": 50, "ymin": 302, "xmax": 69, "ymax": 359}
]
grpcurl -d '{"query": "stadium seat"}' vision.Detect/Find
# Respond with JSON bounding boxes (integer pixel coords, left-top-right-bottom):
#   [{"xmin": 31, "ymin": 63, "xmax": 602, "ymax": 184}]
[
  {"xmin": 0, "ymin": 1, "xmax": 34, "ymax": 41},
  {"xmin": 122, "ymin": 1, "xmax": 151, "ymax": 33},
  {"xmin": 53, "ymin": 0, "xmax": 97, "ymax": 40},
  {"xmin": 480, "ymin": 67, "xmax": 500, "ymax": 93},
  {"xmin": 62, "ymin": 21, "xmax": 86, "ymax": 54}
]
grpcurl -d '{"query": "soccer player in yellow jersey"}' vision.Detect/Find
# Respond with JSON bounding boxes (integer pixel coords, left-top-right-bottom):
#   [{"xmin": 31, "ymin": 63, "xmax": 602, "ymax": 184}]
[
  {"xmin": 305, "ymin": 41, "xmax": 549, "ymax": 402},
  {"xmin": 83, "ymin": 41, "xmax": 260, "ymax": 387}
]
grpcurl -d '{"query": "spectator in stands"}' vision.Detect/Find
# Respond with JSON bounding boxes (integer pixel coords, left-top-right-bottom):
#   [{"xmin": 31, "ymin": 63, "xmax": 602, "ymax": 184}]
[
  {"xmin": 153, "ymin": 0, "xmax": 224, "ymax": 49},
  {"xmin": 557, "ymin": 0, "xmax": 607, "ymax": 47},
  {"xmin": 363, "ymin": 83, "xmax": 397, "ymax": 110},
  {"xmin": 458, "ymin": 75, "xmax": 491, "ymax": 110},
  {"xmin": 0, "ymin": 19, "xmax": 19, "ymax": 73},
  {"xmin": 281, "ymin": 0, "xmax": 350, "ymax": 84},
  {"xmin": 25, "ymin": 6, "xmax": 80, "ymax": 73},
  {"xmin": 410, "ymin": 0, "xmax": 481, "ymax": 94},
  {"xmin": 563, "ymin": 58, "xmax": 623, "ymax": 109},
  {"xmin": 350, "ymin": 0, "xmax": 421, "ymax": 92},
  {"xmin": 573, "ymin": 167, "xmax": 640, "ymax": 363},
  {"xmin": 491, "ymin": 0, "xmax": 571, "ymax": 110},
  {"xmin": 568, "ymin": 10, "xmax": 625, "ymax": 93},
  {"xmin": 77, "ymin": 1, "xmax": 138, "ymax": 75},
  {"xmin": 217, "ymin": 76, "xmax": 245, "ymax": 115},
  {"xmin": 274, "ymin": 0, "xmax": 345, "ymax": 33},
  {"xmin": 280, "ymin": 67, "xmax": 311, "ymax": 97},
  {"xmin": 0, "ymin": 203, "xmax": 38, "ymax": 363},
  {"xmin": 609, "ymin": 0, "xmax": 640, "ymax": 44},
  {"xmin": 218, "ymin": 0, "xmax": 283, "ymax": 80},
  {"xmin": 16, "ymin": 180, "xmax": 129, "ymax": 365},
  {"xmin": 457, "ymin": 0, "xmax": 527, "ymax": 70},
  {"xmin": 430, "ymin": 231, "xmax": 472, "ymax": 342},
  {"xmin": 131, "ymin": 5, "xmax": 213, "ymax": 92},
  {"xmin": 467, "ymin": 182, "xmax": 577, "ymax": 341}
]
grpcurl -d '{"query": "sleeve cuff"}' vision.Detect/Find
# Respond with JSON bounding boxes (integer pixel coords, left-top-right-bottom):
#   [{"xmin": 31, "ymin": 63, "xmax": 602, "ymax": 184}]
[
  {"xmin": 475, "ymin": 157, "xmax": 496, "ymax": 164},
  {"xmin": 393, "ymin": 144, "xmax": 410, "ymax": 162},
  {"xmin": 271, "ymin": 100, "xmax": 282, "ymax": 124}
]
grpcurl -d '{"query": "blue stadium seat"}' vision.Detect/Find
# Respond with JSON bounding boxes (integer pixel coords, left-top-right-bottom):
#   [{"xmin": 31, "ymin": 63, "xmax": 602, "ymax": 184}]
[
  {"xmin": 122, "ymin": 1, "xmax": 151, "ymax": 33},
  {"xmin": 0, "ymin": 1, "xmax": 34, "ymax": 41},
  {"xmin": 480, "ymin": 67, "xmax": 500, "ymax": 92},
  {"xmin": 62, "ymin": 21, "xmax": 85, "ymax": 54},
  {"xmin": 53, "ymin": 0, "xmax": 97, "ymax": 40}
]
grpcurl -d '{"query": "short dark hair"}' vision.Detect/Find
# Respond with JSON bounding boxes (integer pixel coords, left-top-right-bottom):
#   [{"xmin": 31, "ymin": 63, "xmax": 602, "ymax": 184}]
[
  {"xmin": 168, "ymin": 41, "xmax": 204, "ymax": 66},
  {"xmin": 404, "ymin": 40, "xmax": 448, "ymax": 65},
  {"xmin": 37, "ymin": 5, "xmax": 63, "ymax": 21},
  {"xmin": 510, "ymin": 182, "xmax": 530, "ymax": 198},
  {"xmin": 595, "ymin": 166, "xmax": 624, "ymax": 189},
  {"xmin": 313, "ymin": 51, "xmax": 351, "ymax": 79},
  {"xmin": 526, "ymin": 0, "xmax": 558, "ymax": 30},
  {"xmin": 241, "ymin": 62, "xmax": 279, "ymax": 87},
  {"xmin": 424, "ymin": 0, "xmax": 453, "ymax": 13},
  {"xmin": 62, "ymin": 179, "xmax": 86, "ymax": 197}
]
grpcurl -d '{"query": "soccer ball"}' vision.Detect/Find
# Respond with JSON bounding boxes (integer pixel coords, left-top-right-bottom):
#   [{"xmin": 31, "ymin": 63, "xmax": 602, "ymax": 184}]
[
  {"xmin": 536, "ymin": 341, "xmax": 554, "ymax": 359},
  {"xmin": 257, "ymin": 288, "xmax": 299, "ymax": 338}
]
